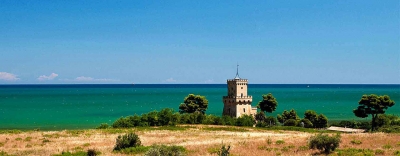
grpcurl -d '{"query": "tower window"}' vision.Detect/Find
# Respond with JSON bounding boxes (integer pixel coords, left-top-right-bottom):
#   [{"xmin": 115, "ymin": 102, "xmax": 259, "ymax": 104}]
[
  {"xmin": 241, "ymin": 87, "xmax": 243, "ymax": 89},
  {"xmin": 243, "ymin": 108, "xmax": 246, "ymax": 112}
]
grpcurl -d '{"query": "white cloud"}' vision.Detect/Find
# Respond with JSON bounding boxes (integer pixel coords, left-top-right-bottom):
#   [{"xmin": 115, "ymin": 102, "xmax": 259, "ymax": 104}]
[
  {"xmin": 165, "ymin": 78, "xmax": 177, "ymax": 82},
  {"xmin": 0, "ymin": 72, "xmax": 20, "ymax": 81},
  {"xmin": 74, "ymin": 76, "xmax": 117, "ymax": 82},
  {"xmin": 204, "ymin": 79, "xmax": 214, "ymax": 83},
  {"xmin": 37, "ymin": 73, "xmax": 58, "ymax": 81},
  {"xmin": 75, "ymin": 76, "xmax": 95, "ymax": 81}
]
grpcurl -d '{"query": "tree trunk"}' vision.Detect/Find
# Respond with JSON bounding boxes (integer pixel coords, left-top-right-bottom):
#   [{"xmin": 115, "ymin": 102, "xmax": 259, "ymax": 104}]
[{"xmin": 371, "ymin": 114, "xmax": 376, "ymax": 131}]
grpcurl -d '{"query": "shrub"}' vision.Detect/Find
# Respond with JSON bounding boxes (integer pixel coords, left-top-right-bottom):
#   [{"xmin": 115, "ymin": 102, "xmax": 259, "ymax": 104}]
[
  {"xmin": 96, "ymin": 123, "xmax": 109, "ymax": 129},
  {"xmin": 299, "ymin": 119, "xmax": 313, "ymax": 128},
  {"xmin": 144, "ymin": 145, "xmax": 186, "ymax": 156},
  {"xmin": 158, "ymin": 108, "xmax": 174, "ymax": 126},
  {"xmin": 222, "ymin": 115, "xmax": 236, "ymax": 126},
  {"xmin": 309, "ymin": 133, "xmax": 340, "ymax": 154},
  {"xmin": 235, "ymin": 114, "xmax": 255, "ymax": 126},
  {"xmin": 256, "ymin": 121, "xmax": 268, "ymax": 127},
  {"xmin": 283, "ymin": 119, "xmax": 297, "ymax": 126},
  {"xmin": 394, "ymin": 150, "xmax": 400, "ymax": 156},
  {"xmin": 114, "ymin": 133, "xmax": 142, "ymax": 151},
  {"xmin": 112, "ymin": 117, "xmax": 133, "ymax": 128},
  {"xmin": 277, "ymin": 109, "xmax": 300, "ymax": 124},
  {"xmin": 377, "ymin": 125, "xmax": 400, "ymax": 133},
  {"xmin": 87, "ymin": 149, "xmax": 100, "ymax": 156},
  {"xmin": 127, "ymin": 115, "xmax": 142, "ymax": 127},
  {"xmin": 202, "ymin": 115, "xmax": 218, "ymax": 125},
  {"xmin": 265, "ymin": 116, "xmax": 277, "ymax": 126},
  {"xmin": 217, "ymin": 144, "xmax": 230, "ymax": 156}
]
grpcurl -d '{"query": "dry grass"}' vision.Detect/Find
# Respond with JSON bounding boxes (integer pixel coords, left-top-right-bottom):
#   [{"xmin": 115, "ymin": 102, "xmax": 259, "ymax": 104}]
[{"xmin": 0, "ymin": 126, "xmax": 399, "ymax": 156}]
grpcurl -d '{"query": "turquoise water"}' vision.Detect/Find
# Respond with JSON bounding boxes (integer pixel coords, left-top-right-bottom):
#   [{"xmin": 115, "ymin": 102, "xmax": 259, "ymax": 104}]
[{"xmin": 0, "ymin": 84, "xmax": 399, "ymax": 130}]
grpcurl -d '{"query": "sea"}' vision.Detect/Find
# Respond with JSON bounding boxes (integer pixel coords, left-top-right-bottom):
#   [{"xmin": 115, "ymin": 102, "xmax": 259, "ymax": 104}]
[{"xmin": 0, "ymin": 84, "xmax": 399, "ymax": 130}]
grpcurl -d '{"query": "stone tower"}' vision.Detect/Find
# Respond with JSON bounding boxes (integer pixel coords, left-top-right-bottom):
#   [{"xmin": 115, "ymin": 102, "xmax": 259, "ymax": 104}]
[{"xmin": 222, "ymin": 65, "xmax": 257, "ymax": 117}]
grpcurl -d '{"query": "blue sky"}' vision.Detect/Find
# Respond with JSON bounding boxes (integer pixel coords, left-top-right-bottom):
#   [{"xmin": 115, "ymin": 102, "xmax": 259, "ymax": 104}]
[{"xmin": 0, "ymin": 1, "xmax": 399, "ymax": 84}]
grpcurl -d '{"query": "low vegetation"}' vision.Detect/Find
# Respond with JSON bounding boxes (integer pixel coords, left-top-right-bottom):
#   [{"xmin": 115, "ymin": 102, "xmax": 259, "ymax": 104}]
[
  {"xmin": 113, "ymin": 133, "xmax": 142, "ymax": 151},
  {"xmin": 308, "ymin": 133, "xmax": 341, "ymax": 154}
]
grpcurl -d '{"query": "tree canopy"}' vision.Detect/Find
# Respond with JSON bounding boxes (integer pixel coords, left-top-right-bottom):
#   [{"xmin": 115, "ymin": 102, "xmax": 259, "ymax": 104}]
[
  {"xmin": 277, "ymin": 109, "xmax": 300, "ymax": 125},
  {"xmin": 257, "ymin": 93, "xmax": 278, "ymax": 113},
  {"xmin": 179, "ymin": 94, "xmax": 209, "ymax": 114},
  {"xmin": 353, "ymin": 94, "xmax": 395, "ymax": 131},
  {"xmin": 304, "ymin": 110, "xmax": 328, "ymax": 128}
]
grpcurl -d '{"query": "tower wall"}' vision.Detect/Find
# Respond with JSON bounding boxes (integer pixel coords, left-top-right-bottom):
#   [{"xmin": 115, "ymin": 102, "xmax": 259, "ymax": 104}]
[{"xmin": 223, "ymin": 79, "xmax": 256, "ymax": 118}]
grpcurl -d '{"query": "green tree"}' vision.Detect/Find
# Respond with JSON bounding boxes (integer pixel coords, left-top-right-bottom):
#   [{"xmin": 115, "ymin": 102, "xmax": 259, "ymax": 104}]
[
  {"xmin": 179, "ymin": 94, "xmax": 209, "ymax": 114},
  {"xmin": 315, "ymin": 114, "xmax": 328, "ymax": 128},
  {"xmin": 277, "ymin": 109, "xmax": 300, "ymax": 125},
  {"xmin": 257, "ymin": 93, "xmax": 278, "ymax": 114},
  {"xmin": 353, "ymin": 94, "xmax": 395, "ymax": 131},
  {"xmin": 255, "ymin": 111, "xmax": 266, "ymax": 122},
  {"xmin": 304, "ymin": 110, "xmax": 328, "ymax": 128},
  {"xmin": 304, "ymin": 110, "xmax": 318, "ymax": 126}
]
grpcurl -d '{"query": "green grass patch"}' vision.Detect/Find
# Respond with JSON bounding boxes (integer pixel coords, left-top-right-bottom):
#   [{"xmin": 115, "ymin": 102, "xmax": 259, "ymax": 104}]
[
  {"xmin": 257, "ymin": 146, "xmax": 278, "ymax": 151},
  {"xmin": 201, "ymin": 127, "xmax": 248, "ymax": 132},
  {"xmin": 82, "ymin": 143, "xmax": 90, "ymax": 147},
  {"xmin": 15, "ymin": 138, "xmax": 22, "ymax": 141},
  {"xmin": 65, "ymin": 130, "xmax": 85, "ymax": 136},
  {"xmin": 24, "ymin": 137, "xmax": 32, "ymax": 142},
  {"xmin": 275, "ymin": 140, "xmax": 285, "ymax": 145},
  {"xmin": 0, "ymin": 151, "xmax": 12, "ymax": 156},
  {"xmin": 394, "ymin": 150, "xmax": 400, "ymax": 156},
  {"xmin": 43, "ymin": 133, "xmax": 63, "ymax": 138},
  {"xmin": 116, "ymin": 146, "xmax": 150, "ymax": 155},
  {"xmin": 0, "ymin": 130, "xmax": 22, "ymax": 134},
  {"xmin": 383, "ymin": 144, "xmax": 392, "ymax": 149},
  {"xmin": 207, "ymin": 146, "xmax": 219, "ymax": 154},
  {"xmin": 99, "ymin": 128, "xmax": 134, "ymax": 134},
  {"xmin": 350, "ymin": 139, "xmax": 362, "ymax": 145},
  {"xmin": 42, "ymin": 138, "xmax": 50, "ymax": 143},
  {"xmin": 298, "ymin": 146, "xmax": 308, "ymax": 151},
  {"xmin": 375, "ymin": 149, "xmax": 384, "ymax": 155},
  {"xmin": 0, "ymin": 143, "xmax": 4, "ymax": 147},
  {"xmin": 336, "ymin": 148, "xmax": 374, "ymax": 156}
]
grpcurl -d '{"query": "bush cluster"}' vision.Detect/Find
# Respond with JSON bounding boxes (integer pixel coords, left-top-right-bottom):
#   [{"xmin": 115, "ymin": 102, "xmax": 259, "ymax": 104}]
[
  {"xmin": 330, "ymin": 120, "xmax": 371, "ymax": 129},
  {"xmin": 110, "ymin": 108, "xmax": 256, "ymax": 128},
  {"xmin": 330, "ymin": 114, "xmax": 400, "ymax": 132},
  {"xmin": 309, "ymin": 133, "xmax": 341, "ymax": 154},
  {"xmin": 113, "ymin": 133, "xmax": 142, "ymax": 151},
  {"xmin": 144, "ymin": 145, "xmax": 186, "ymax": 156}
]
